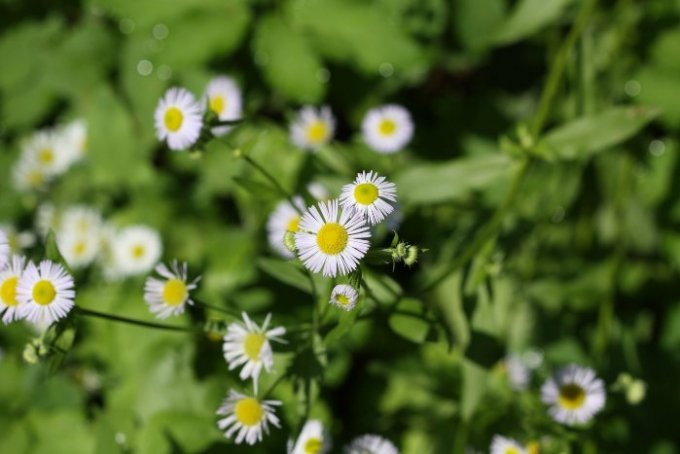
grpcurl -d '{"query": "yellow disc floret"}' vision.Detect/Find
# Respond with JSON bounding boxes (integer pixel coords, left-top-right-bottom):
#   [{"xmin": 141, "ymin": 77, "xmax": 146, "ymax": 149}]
[
  {"xmin": 316, "ymin": 223, "xmax": 348, "ymax": 255},
  {"xmin": 306, "ymin": 121, "xmax": 328, "ymax": 144},
  {"xmin": 164, "ymin": 107, "xmax": 184, "ymax": 132},
  {"xmin": 244, "ymin": 332, "xmax": 266, "ymax": 360},
  {"xmin": 1, "ymin": 276, "xmax": 19, "ymax": 306},
  {"xmin": 162, "ymin": 278, "xmax": 188, "ymax": 306},
  {"xmin": 132, "ymin": 244, "xmax": 146, "ymax": 259},
  {"xmin": 287, "ymin": 216, "xmax": 300, "ymax": 233},
  {"xmin": 559, "ymin": 384, "xmax": 586, "ymax": 410},
  {"xmin": 210, "ymin": 95, "xmax": 225, "ymax": 115},
  {"xmin": 234, "ymin": 397, "xmax": 264, "ymax": 427},
  {"xmin": 33, "ymin": 280, "xmax": 57, "ymax": 306},
  {"xmin": 353, "ymin": 183, "xmax": 379, "ymax": 205},
  {"xmin": 378, "ymin": 118, "xmax": 396, "ymax": 136},
  {"xmin": 304, "ymin": 437, "xmax": 323, "ymax": 454},
  {"xmin": 38, "ymin": 148, "xmax": 54, "ymax": 164}
]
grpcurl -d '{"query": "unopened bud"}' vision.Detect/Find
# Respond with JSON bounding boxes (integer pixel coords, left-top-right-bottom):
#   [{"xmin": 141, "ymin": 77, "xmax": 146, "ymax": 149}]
[
  {"xmin": 404, "ymin": 246, "xmax": 419, "ymax": 266},
  {"xmin": 283, "ymin": 231, "xmax": 297, "ymax": 254}
]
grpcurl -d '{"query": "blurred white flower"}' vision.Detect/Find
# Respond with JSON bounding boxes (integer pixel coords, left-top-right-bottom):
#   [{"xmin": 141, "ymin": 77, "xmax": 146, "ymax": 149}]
[
  {"xmin": 267, "ymin": 197, "xmax": 305, "ymax": 259},
  {"xmin": 59, "ymin": 119, "xmax": 87, "ymax": 164},
  {"xmin": 362, "ymin": 104, "xmax": 413, "ymax": 154},
  {"xmin": 205, "ymin": 76, "xmax": 242, "ymax": 136},
  {"xmin": 290, "ymin": 106, "xmax": 335, "ymax": 151},
  {"xmin": 490, "ymin": 435, "xmax": 526, "ymax": 454},
  {"xmin": 289, "ymin": 420, "xmax": 331, "ymax": 454},
  {"xmin": 0, "ymin": 255, "xmax": 27, "ymax": 324},
  {"xmin": 307, "ymin": 182, "xmax": 331, "ymax": 201},
  {"xmin": 345, "ymin": 434, "xmax": 398, "ymax": 454},
  {"xmin": 0, "ymin": 229, "xmax": 9, "ymax": 267},
  {"xmin": 21, "ymin": 130, "xmax": 72, "ymax": 177},
  {"xmin": 108, "ymin": 225, "xmax": 162, "ymax": 277}
]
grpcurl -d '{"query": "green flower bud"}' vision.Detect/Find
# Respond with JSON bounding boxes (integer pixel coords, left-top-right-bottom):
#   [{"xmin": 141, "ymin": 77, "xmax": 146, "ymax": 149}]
[
  {"xmin": 283, "ymin": 231, "xmax": 297, "ymax": 254},
  {"xmin": 404, "ymin": 246, "xmax": 419, "ymax": 266}
]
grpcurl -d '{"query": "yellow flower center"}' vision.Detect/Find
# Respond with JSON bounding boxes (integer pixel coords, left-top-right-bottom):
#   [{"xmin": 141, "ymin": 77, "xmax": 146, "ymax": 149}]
[
  {"xmin": 38, "ymin": 148, "xmax": 54, "ymax": 164},
  {"xmin": 162, "ymin": 278, "xmax": 188, "ymax": 306},
  {"xmin": 559, "ymin": 383, "xmax": 586, "ymax": 410},
  {"xmin": 378, "ymin": 118, "xmax": 396, "ymax": 136},
  {"xmin": 353, "ymin": 183, "xmax": 379, "ymax": 205},
  {"xmin": 287, "ymin": 216, "xmax": 300, "ymax": 233},
  {"xmin": 336, "ymin": 294, "xmax": 350, "ymax": 307},
  {"xmin": 0, "ymin": 276, "xmax": 19, "ymax": 307},
  {"xmin": 234, "ymin": 397, "xmax": 264, "ymax": 427},
  {"xmin": 131, "ymin": 244, "xmax": 145, "ymax": 259},
  {"xmin": 316, "ymin": 223, "xmax": 348, "ymax": 255},
  {"xmin": 28, "ymin": 170, "xmax": 44, "ymax": 187},
  {"xmin": 164, "ymin": 107, "xmax": 184, "ymax": 132},
  {"xmin": 526, "ymin": 441, "xmax": 540, "ymax": 454},
  {"xmin": 73, "ymin": 241, "xmax": 87, "ymax": 257},
  {"xmin": 306, "ymin": 121, "xmax": 328, "ymax": 144},
  {"xmin": 243, "ymin": 332, "xmax": 266, "ymax": 360},
  {"xmin": 304, "ymin": 437, "xmax": 323, "ymax": 453},
  {"xmin": 210, "ymin": 95, "xmax": 225, "ymax": 115},
  {"xmin": 505, "ymin": 448, "xmax": 520, "ymax": 454},
  {"xmin": 32, "ymin": 280, "xmax": 57, "ymax": 306}
]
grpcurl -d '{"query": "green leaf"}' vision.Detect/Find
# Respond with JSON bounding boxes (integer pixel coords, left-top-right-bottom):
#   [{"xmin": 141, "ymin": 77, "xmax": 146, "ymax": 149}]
[
  {"xmin": 252, "ymin": 14, "xmax": 326, "ymax": 103},
  {"xmin": 388, "ymin": 298, "xmax": 430, "ymax": 343},
  {"xmin": 453, "ymin": 0, "xmax": 506, "ymax": 53},
  {"xmin": 460, "ymin": 360, "xmax": 488, "ymax": 421},
  {"xmin": 395, "ymin": 154, "xmax": 514, "ymax": 205},
  {"xmin": 491, "ymin": 0, "xmax": 575, "ymax": 46},
  {"xmin": 258, "ymin": 258, "xmax": 313, "ymax": 294},
  {"xmin": 542, "ymin": 106, "xmax": 659, "ymax": 160},
  {"xmin": 324, "ymin": 308, "xmax": 359, "ymax": 344}
]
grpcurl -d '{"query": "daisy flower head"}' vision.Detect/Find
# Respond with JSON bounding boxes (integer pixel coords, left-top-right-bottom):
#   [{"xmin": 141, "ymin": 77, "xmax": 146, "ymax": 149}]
[
  {"xmin": 362, "ymin": 104, "xmax": 413, "ymax": 154},
  {"xmin": 223, "ymin": 312, "xmax": 286, "ymax": 387},
  {"xmin": 59, "ymin": 119, "xmax": 87, "ymax": 164},
  {"xmin": 57, "ymin": 230, "xmax": 101, "ymax": 269},
  {"xmin": 267, "ymin": 197, "xmax": 306, "ymax": 259},
  {"xmin": 12, "ymin": 154, "xmax": 50, "ymax": 192},
  {"xmin": 110, "ymin": 225, "xmax": 163, "ymax": 277},
  {"xmin": 0, "ymin": 255, "xmax": 27, "ymax": 324},
  {"xmin": 345, "ymin": 434, "xmax": 398, "ymax": 454},
  {"xmin": 0, "ymin": 229, "xmax": 9, "ymax": 266},
  {"xmin": 290, "ymin": 106, "xmax": 336, "ymax": 151},
  {"xmin": 340, "ymin": 171, "xmax": 397, "ymax": 226},
  {"xmin": 144, "ymin": 261, "xmax": 199, "ymax": 319},
  {"xmin": 16, "ymin": 260, "xmax": 75, "ymax": 326},
  {"xmin": 490, "ymin": 435, "xmax": 527, "ymax": 454},
  {"xmin": 289, "ymin": 420, "xmax": 331, "ymax": 454},
  {"xmin": 205, "ymin": 76, "xmax": 243, "ymax": 136},
  {"xmin": 22, "ymin": 130, "xmax": 72, "ymax": 176},
  {"xmin": 154, "ymin": 87, "xmax": 204, "ymax": 150},
  {"xmin": 216, "ymin": 390, "xmax": 281, "ymax": 445},
  {"xmin": 329, "ymin": 284, "xmax": 359, "ymax": 311},
  {"xmin": 59, "ymin": 205, "xmax": 102, "ymax": 236},
  {"xmin": 295, "ymin": 200, "xmax": 371, "ymax": 277},
  {"xmin": 541, "ymin": 364, "xmax": 606, "ymax": 426}
]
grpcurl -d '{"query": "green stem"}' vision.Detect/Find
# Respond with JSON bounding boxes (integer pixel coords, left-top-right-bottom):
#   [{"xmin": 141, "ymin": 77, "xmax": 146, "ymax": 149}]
[
  {"xmin": 530, "ymin": 0, "xmax": 598, "ymax": 136},
  {"xmin": 193, "ymin": 299, "xmax": 241, "ymax": 318},
  {"xmin": 76, "ymin": 307, "xmax": 195, "ymax": 333},
  {"xmin": 262, "ymin": 372, "xmax": 288, "ymax": 399},
  {"xmin": 242, "ymin": 155, "xmax": 304, "ymax": 215}
]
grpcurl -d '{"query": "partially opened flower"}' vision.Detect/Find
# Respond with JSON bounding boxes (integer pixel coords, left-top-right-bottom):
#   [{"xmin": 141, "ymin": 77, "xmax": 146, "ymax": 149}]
[
  {"xmin": 109, "ymin": 226, "xmax": 162, "ymax": 277},
  {"xmin": 541, "ymin": 364, "xmax": 606, "ymax": 426},
  {"xmin": 216, "ymin": 390, "xmax": 281, "ymax": 445},
  {"xmin": 329, "ymin": 284, "xmax": 359, "ymax": 311},
  {"xmin": 205, "ymin": 76, "xmax": 242, "ymax": 136},
  {"xmin": 490, "ymin": 435, "xmax": 526, "ymax": 454},
  {"xmin": 223, "ymin": 312, "xmax": 286, "ymax": 387},
  {"xmin": 0, "ymin": 255, "xmax": 27, "ymax": 324},
  {"xmin": 361, "ymin": 104, "xmax": 413, "ymax": 154},
  {"xmin": 17, "ymin": 260, "xmax": 75, "ymax": 326},
  {"xmin": 295, "ymin": 200, "xmax": 371, "ymax": 277},
  {"xmin": 289, "ymin": 420, "xmax": 331, "ymax": 454},
  {"xmin": 154, "ymin": 87, "xmax": 203, "ymax": 150},
  {"xmin": 267, "ymin": 197, "xmax": 305, "ymax": 259},
  {"xmin": 340, "ymin": 171, "xmax": 397, "ymax": 226},
  {"xmin": 144, "ymin": 261, "xmax": 200, "ymax": 319},
  {"xmin": 290, "ymin": 106, "xmax": 335, "ymax": 151},
  {"xmin": 345, "ymin": 434, "xmax": 398, "ymax": 454},
  {"xmin": 0, "ymin": 230, "xmax": 9, "ymax": 267}
]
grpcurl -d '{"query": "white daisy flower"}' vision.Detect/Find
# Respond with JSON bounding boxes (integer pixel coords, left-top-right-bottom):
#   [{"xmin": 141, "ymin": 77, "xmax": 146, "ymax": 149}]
[
  {"xmin": 205, "ymin": 76, "xmax": 243, "ymax": 136},
  {"xmin": 21, "ymin": 130, "xmax": 72, "ymax": 176},
  {"xmin": 110, "ymin": 226, "xmax": 163, "ymax": 277},
  {"xmin": 144, "ymin": 261, "xmax": 200, "ymax": 319},
  {"xmin": 289, "ymin": 420, "xmax": 331, "ymax": 454},
  {"xmin": 541, "ymin": 364, "xmax": 606, "ymax": 426},
  {"xmin": 0, "ymin": 229, "xmax": 9, "ymax": 267},
  {"xmin": 490, "ymin": 435, "xmax": 527, "ymax": 454},
  {"xmin": 35, "ymin": 203, "xmax": 57, "ymax": 238},
  {"xmin": 329, "ymin": 284, "xmax": 359, "ymax": 311},
  {"xmin": 307, "ymin": 182, "xmax": 332, "ymax": 201},
  {"xmin": 17, "ymin": 260, "xmax": 76, "ymax": 326},
  {"xmin": 0, "ymin": 255, "xmax": 27, "ymax": 324},
  {"xmin": 59, "ymin": 205, "xmax": 102, "ymax": 236},
  {"xmin": 223, "ymin": 312, "xmax": 286, "ymax": 388},
  {"xmin": 361, "ymin": 104, "xmax": 414, "ymax": 154},
  {"xmin": 57, "ymin": 230, "xmax": 101, "ymax": 269},
  {"xmin": 216, "ymin": 390, "xmax": 281, "ymax": 445},
  {"xmin": 290, "ymin": 106, "xmax": 336, "ymax": 151},
  {"xmin": 12, "ymin": 154, "xmax": 50, "ymax": 192},
  {"xmin": 267, "ymin": 197, "xmax": 305, "ymax": 259},
  {"xmin": 340, "ymin": 171, "xmax": 397, "ymax": 226},
  {"xmin": 154, "ymin": 87, "xmax": 204, "ymax": 150},
  {"xmin": 59, "ymin": 119, "xmax": 87, "ymax": 164},
  {"xmin": 345, "ymin": 434, "xmax": 398, "ymax": 454},
  {"xmin": 504, "ymin": 354, "xmax": 531, "ymax": 391},
  {"xmin": 295, "ymin": 200, "xmax": 371, "ymax": 277}
]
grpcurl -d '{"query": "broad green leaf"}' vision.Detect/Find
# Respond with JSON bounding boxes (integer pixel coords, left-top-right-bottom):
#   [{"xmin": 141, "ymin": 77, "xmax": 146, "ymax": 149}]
[
  {"xmin": 395, "ymin": 154, "xmax": 514, "ymax": 205},
  {"xmin": 454, "ymin": 0, "xmax": 506, "ymax": 53},
  {"xmin": 388, "ymin": 298, "xmax": 430, "ymax": 343},
  {"xmin": 492, "ymin": 0, "xmax": 575, "ymax": 46},
  {"xmin": 252, "ymin": 14, "xmax": 326, "ymax": 103},
  {"xmin": 543, "ymin": 106, "xmax": 659, "ymax": 160},
  {"xmin": 460, "ymin": 360, "xmax": 488, "ymax": 421},
  {"xmin": 324, "ymin": 308, "xmax": 360, "ymax": 344},
  {"xmin": 258, "ymin": 258, "xmax": 313, "ymax": 294}
]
